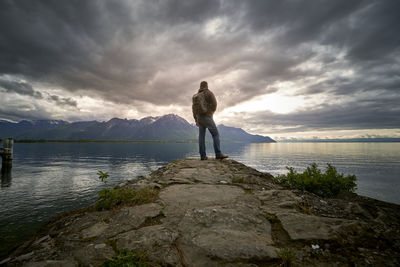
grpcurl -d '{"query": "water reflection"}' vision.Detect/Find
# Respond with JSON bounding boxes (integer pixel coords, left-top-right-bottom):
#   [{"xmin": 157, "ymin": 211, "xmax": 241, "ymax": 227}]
[{"xmin": 1, "ymin": 166, "xmax": 12, "ymax": 187}]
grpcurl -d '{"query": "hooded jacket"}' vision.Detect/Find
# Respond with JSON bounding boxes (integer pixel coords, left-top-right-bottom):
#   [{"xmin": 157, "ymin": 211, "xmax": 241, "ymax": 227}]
[{"xmin": 192, "ymin": 87, "xmax": 217, "ymax": 123}]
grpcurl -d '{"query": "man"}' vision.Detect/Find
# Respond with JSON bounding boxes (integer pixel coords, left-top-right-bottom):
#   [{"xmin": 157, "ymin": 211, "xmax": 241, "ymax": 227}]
[{"xmin": 192, "ymin": 81, "xmax": 228, "ymax": 160}]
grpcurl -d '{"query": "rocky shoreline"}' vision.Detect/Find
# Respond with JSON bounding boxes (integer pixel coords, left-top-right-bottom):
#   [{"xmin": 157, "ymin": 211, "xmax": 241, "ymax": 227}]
[{"xmin": 2, "ymin": 158, "xmax": 400, "ymax": 266}]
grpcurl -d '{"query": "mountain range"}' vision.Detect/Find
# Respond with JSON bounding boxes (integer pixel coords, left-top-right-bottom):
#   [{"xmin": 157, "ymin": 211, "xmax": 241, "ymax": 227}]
[{"xmin": 0, "ymin": 114, "xmax": 275, "ymax": 143}]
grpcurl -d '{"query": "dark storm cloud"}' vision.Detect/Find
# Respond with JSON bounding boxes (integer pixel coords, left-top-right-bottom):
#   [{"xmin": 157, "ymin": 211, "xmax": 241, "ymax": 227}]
[
  {"xmin": 0, "ymin": 0, "xmax": 135, "ymax": 88},
  {"xmin": 48, "ymin": 95, "xmax": 77, "ymax": 107},
  {"xmin": 240, "ymin": 0, "xmax": 366, "ymax": 40},
  {"xmin": 305, "ymin": 72, "xmax": 400, "ymax": 96},
  {"xmin": 0, "ymin": 78, "xmax": 77, "ymax": 108},
  {"xmin": 344, "ymin": 1, "xmax": 400, "ymax": 62},
  {"xmin": 0, "ymin": 79, "xmax": 42, "ymax": 98},
  {"xmin": 0, "ymin": 0, "xmax": 399, "ymax": 131},
  {"xmin": 0, "ymin": 0, "xmax": 224, "ymax": 105}
]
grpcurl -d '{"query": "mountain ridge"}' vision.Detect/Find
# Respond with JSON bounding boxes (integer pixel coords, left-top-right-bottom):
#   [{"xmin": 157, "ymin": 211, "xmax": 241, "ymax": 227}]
[{"xmin": 0, "ymin": 114, "xmax": 275, "ymax": 143}]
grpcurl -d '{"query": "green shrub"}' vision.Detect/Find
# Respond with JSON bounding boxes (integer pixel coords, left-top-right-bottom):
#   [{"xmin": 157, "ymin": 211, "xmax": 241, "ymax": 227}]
[
  {"xmin": 102, "ymin": 249, "xmax": 149, "ymax": 267},
  {"xmin": 96, "ymin": 188, "xmax": 159, "ymax": 210},
  {"xmin": 273, "ymin": 163, "xmax": 357, "ymax": 197}
]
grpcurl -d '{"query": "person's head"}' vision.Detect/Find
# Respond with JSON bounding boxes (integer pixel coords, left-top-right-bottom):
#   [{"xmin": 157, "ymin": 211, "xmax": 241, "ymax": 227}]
[{"xmin": 200, "ymin": 81, "xmax": 208, "ymax": 89}]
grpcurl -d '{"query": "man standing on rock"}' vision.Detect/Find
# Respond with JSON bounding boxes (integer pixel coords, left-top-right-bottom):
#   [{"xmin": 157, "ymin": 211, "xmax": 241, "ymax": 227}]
[{"xmin": 192, "ymin": 81, "xmax": 228, "ymax": 160}]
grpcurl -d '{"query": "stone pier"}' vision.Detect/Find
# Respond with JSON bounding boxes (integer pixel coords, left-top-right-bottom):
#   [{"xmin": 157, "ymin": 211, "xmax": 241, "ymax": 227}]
[{"xmin": 2, "ymin": 158, "xmax": 400, "ymax": 266}]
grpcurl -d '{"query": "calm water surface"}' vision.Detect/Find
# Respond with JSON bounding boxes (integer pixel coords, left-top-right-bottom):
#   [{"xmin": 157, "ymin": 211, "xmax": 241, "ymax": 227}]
[{"xmin": 1, "ymin": 142, "xmax": 399, "ymax": 257}]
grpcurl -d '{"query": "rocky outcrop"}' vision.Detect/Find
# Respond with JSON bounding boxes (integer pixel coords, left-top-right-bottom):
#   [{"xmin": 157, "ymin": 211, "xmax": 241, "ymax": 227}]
[{"xmin": 3, "ymin": 159, "xmax": 400, "ymax": 266}]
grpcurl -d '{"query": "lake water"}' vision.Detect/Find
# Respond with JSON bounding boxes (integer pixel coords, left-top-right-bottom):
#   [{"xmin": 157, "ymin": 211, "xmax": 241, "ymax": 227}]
[{"xmin": 1, "ymin": 142, "xmax": 400, "ymax": 258}]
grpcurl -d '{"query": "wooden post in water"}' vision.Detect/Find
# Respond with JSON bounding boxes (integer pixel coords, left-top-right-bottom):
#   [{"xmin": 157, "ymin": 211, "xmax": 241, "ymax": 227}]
[{"xmin": 0, "ymin": 138, "xmax": 13, "ymax": 169}]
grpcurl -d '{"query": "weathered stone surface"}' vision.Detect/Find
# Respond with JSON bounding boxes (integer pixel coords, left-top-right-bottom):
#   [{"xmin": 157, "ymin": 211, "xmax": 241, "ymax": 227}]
[
  {"xmin": 5, "ymin": 158, "xmax": 400, "ymax": 267},
  {"xmin": 159, "ymin": 184, "xmax": 244, "ymax": 208},
  {"xmin": 70, "ymin": 243, "xmax": 114, "ymax": 267},
  {"xmin": 177, "ymin": 205, "xmax": 275, "ymax": 263},
  {"xmin": 80, "ymin": 222, "xmax": 109, "ymax": 239},
  {"xmin": 191, "ymin": 229, "xmax": 276, "ymax": 260},
  {"xmin": 115, "ymin": 225, "xmax": 180, "ymax": 266},
  {"xmin": 256, "ymin": 189, "xmax": 301, "ymax": 213},
  {"xmin": 277, "ymin": 212, "xmax": 357, "ymax": 240}
]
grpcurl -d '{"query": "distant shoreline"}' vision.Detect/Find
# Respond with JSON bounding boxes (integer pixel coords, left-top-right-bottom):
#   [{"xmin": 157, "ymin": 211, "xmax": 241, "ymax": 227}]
[
  {"xmin": 278, "ymin": 138, "xmax": 400, "ymax": 143},
  {"xmin": 12, "ymin": 139, "xmax": 196, "ymax": 143},
  {"xmin": 5, "ymin": 139, "xmax": 400, "ymax": 143},
  {"xmin": 11, "ymin": 139, "xmax": 262, "ymax": 144}
]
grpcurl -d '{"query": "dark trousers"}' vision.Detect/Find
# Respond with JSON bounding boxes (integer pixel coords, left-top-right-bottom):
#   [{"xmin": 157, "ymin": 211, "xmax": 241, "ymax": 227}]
[{"xmin": 197, "ymin": 115, "xmax": 221, "ymax": 158}]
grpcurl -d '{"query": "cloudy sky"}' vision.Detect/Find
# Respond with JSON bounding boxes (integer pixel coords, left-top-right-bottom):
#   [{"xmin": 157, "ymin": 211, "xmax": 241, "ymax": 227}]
[{"xmin": 1, "ymin": 0, "xmax": 399, "ymax": 140}]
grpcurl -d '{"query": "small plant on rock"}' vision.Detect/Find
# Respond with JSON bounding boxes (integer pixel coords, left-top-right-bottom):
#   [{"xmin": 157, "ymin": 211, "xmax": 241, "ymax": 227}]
[
  {"xmin": 273, "ymin": 163, "xmax": 357, "ymax": 198},
  {"xmin": 265, "ymin": 213, "xmax": 279, "ymax": 223},
  {"xmin": 102, "ymin": 249, "xmax": 149, "ymax": 267},
  {"xmin": 277, "ymin": 248, "xmax": 295, "ymax": 267},
  {"xmin": 97, "ymin": 170, "xmax": 110, "ymax": 184}
]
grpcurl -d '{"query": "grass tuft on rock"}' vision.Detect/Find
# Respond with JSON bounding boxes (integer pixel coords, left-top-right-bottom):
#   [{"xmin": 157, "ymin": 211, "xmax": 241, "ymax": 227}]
[
  {"xmin": 273, "ymin": 163, "xmax": 357, "ymax": 198},
  {"xmin": 277, "ymin": 248, "xmax": 295, "ymax": 267},
  {"xmin": 96, "ymin": 188, "xmax": 159, "ymax": 210},
  {"xmin": 232, "ymin": 176, "xmax": 246, "ymax": 183},
  {"xmin": 265, "ymin": 213, "xmax": 279, "ymax": 223},
  {"xmin": 102, "ymin": 249, "xmax": 149, "ymax": 267}
]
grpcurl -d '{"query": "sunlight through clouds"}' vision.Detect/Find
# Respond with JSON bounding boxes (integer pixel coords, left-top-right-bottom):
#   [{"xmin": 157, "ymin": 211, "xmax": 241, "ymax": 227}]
[{"xmin": 223, "ymin": 93, "xmax": 307, "ymax": 114}]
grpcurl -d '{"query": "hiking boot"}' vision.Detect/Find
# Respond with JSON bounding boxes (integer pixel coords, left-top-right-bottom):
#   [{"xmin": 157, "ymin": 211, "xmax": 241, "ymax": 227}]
[
  {"xmin": 216, "ymin": 154, "xmax": 229, "ymax": 160},
  {"xmin": 201, "ymin": 156, "xmax": 208, "ymax": 160}
]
